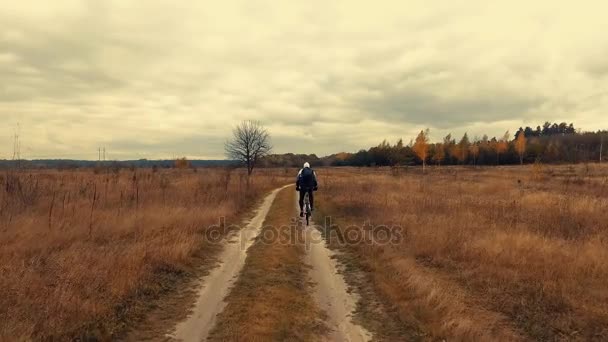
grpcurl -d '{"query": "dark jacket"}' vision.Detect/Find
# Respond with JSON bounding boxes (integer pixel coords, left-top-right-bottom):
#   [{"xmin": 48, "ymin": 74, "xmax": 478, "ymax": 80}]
[{"xmin": 296, "ymin": 167, "xmax": 317, "ymax": 189}]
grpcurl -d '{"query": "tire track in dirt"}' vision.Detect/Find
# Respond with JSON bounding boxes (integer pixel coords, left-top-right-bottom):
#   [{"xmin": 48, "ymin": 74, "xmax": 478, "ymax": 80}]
[
  {"xmin": 300, "ymin": 192, "xmax": 373, "ymax": 342},
  {"xmin": 166, "ymin": 185, "xmax": 290, "ymax": 342}
]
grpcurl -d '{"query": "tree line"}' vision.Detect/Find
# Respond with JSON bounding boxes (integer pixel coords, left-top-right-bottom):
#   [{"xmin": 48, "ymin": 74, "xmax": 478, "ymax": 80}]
[
  {"xmin": 319, "ymin": 122, "xmax": 606, "ymax": 167},
  {"xmin": 230, "ymin": 120, "xmax": 605, "ymax": 170}
]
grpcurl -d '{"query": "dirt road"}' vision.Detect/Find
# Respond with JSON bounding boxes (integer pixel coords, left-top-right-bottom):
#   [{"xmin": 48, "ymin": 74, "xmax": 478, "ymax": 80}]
[
  {"xmin": 167, "ymin": 185, "xmax": 289, "ymax": 342},
  {"xmin": 162, "ymin": 185, "xmax": 371, "ymax": 341},
  {"xmin": 300, "ymin": 193, "xmax": 372, "ymax": 342}
]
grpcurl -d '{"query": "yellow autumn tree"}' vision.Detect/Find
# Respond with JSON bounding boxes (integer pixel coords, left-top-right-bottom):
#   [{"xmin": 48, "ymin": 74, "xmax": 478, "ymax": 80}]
[
  {"xmin": 413, "ymin": 129, "xmax": 430, "ymax": 172},
  {"xmin": 495, "ymin": 131, "xmax": 509, "ymax": 164},
  {"xmin": 515, "ymin": 131, "xmax": 527, "ymax": 165}
]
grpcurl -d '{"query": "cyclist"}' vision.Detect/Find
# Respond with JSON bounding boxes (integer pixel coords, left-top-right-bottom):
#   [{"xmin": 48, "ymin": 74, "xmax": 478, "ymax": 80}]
[{"xmin": 296, "ymin": 162, "xmax": 318, "ymax": 217}]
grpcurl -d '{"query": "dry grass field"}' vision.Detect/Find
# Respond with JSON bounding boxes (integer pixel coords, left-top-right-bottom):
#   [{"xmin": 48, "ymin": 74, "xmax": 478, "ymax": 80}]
[
  {"xmin": 0, "ymin": 167, "xmax": 291, "ymax": 340},
  {"xmin": 317, "ymin": 164, "xmax": 608, "ymax": 340},
  {"xmin": 2, "ymin": 164, "xmax": 607, "ymax": 341}
]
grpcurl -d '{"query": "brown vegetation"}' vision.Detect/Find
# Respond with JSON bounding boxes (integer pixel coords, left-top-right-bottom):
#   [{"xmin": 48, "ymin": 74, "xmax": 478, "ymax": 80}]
[
  {"xmin": 0, "ymin": 167, "xmax": 290, "ymax": 340},
  {"xmin": 317, "ymin": 164, "xmax": 608, "ymax": 340},
  {"xmin": 174, "ymin": 157, "xmax": 191, "ymax": 169},
  {"xmin": 3, "ymin": 163, "xmax": 607, "ymax": 340}
]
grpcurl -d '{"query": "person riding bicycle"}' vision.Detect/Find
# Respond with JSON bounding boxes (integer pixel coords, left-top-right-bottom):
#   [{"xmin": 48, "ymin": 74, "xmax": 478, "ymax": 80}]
[{"xmin": 296, "ymin": 162, "xmax": 318, "ymax": 217}]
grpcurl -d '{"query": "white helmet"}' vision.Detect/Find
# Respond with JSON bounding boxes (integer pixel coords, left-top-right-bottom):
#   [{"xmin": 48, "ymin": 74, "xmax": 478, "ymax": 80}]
[{"xmin": 303, "ymin": 162, "xmax": 310, "ymax": 168}]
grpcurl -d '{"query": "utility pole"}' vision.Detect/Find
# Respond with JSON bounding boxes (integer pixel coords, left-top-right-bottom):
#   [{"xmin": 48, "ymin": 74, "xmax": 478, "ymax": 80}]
[
  {"xmin": 103, "ymin": 147, "xmax": 106, "ymax": 161},
  {"xmin": 98, "ymin": 147, "xmax": 101, "ymax": 162}
]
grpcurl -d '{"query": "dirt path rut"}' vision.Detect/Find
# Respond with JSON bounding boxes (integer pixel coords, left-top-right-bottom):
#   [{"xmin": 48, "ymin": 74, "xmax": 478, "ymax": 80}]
[
  {"xmin": 167, "ymin": 185, "xmax": 289, "ymax": 342},
  {"xmin": 300, "ymin": 194, "xmax": 372, "ymax": 342}
]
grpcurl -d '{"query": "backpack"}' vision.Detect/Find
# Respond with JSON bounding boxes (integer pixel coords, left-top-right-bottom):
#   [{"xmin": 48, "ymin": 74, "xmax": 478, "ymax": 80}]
[{"xmin": 300, "ymin": 168, "xmax": 314, "ymax": 187}]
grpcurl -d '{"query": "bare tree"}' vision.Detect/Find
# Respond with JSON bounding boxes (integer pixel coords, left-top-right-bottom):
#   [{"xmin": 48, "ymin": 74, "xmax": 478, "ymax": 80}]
[{"xmin": 225, "ymin": 120, "xmax": 272, "ymax": 176}]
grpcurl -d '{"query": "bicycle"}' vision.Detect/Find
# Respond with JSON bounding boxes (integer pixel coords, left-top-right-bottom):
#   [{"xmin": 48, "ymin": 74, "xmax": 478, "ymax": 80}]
[{"xmin": 304, "ymin": 192, "xmax": 312, "ymax": 226}]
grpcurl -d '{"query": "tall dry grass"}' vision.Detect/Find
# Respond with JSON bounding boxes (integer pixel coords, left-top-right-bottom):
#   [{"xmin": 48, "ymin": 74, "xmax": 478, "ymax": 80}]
[
  {"xmin": 318, "ymin": 164, "xmax": 608, "ymax": 340},
  {"xmin": 0, "ymin": 167, "xmax": 291, "ymax": 340}
]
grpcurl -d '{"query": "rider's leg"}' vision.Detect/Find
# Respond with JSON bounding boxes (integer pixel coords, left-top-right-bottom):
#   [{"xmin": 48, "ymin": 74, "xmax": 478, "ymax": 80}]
[
  {"xmin": 298, "ymin": 190, "xmax": 305, "ymax": 216},
  {"xmin": 308, "ymin": 189, "xmax": 314, "ymax": 211}
]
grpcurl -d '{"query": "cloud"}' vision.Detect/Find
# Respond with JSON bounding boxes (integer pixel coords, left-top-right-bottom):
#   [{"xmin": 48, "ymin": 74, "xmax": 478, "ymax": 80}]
[
  {"xmin": 1, "ymin": 0, "xmax": 608, "ymax": 159},
  {"xmin": 348, "ymin": 72, "xmax": 547, "ymax": 128}
]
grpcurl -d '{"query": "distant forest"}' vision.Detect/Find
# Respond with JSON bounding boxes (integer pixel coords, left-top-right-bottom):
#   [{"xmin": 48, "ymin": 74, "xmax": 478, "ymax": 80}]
[
  {"xmin": 2, "ymin": 121, "xmax": 606, "ymax": 170},
  {"xmin": 262, "ymin": 122, "xmax": 608, "ymax": 167}
]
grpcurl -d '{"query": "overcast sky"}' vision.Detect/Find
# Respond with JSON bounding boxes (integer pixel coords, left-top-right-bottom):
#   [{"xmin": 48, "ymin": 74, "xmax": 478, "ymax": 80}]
[{"xmin": 1, "ymin": 1, "xmax": 607, "ymax": 160}]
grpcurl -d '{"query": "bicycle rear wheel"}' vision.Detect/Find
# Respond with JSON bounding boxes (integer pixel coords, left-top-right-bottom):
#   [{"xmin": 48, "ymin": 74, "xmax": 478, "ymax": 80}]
[{"xmin": 304, "ymin": 192, "xmax": 311, "ymax": 225}]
